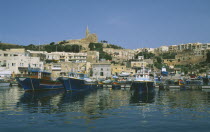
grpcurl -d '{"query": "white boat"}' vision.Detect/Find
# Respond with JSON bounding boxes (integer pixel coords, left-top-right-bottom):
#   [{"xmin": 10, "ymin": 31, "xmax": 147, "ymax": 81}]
[{"xmin": 119, "ymin": 71, "xmax": 130, "ymax": 77}]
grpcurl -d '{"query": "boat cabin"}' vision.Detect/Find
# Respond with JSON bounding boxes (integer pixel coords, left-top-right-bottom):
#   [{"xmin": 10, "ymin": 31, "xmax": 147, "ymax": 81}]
[
  {"xmin": 28, "ymin": 69, "xmax": 51, "ymax": 80},
  {"xmin": 67, "ymin": 72, "xmax": 88, "ymax": 79}
]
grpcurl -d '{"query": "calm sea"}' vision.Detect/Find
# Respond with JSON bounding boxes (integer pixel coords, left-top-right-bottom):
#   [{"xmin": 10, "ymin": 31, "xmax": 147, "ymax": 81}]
[{"xmin": 0, "ymin": 86, "xmax": 210, "ymax": 132}]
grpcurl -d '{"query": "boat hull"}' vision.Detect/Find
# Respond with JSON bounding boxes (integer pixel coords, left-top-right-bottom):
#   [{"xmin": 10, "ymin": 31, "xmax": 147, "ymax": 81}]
[
  {"xmin": 131, "ymin": 81, "xmax": 154, "ymax": 93},
  {"xmin": 16, "ymin": 77, "xmax": 63, "ymax": 91},
  {"xmin": 58, "ymin": 77, "xmax": 98, "ymax": 91}
]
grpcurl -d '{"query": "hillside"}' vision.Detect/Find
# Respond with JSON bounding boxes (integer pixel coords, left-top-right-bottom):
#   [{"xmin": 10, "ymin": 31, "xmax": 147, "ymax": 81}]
[{"xmin": 0, "ymin": 42, "xmax": 23, "ymax": 50}]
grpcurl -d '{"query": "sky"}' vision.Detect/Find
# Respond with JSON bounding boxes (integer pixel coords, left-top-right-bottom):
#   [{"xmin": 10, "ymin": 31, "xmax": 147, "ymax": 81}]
[{"xmin": 0, "ymin": 0, "xmax": 210, "ymax": 49}]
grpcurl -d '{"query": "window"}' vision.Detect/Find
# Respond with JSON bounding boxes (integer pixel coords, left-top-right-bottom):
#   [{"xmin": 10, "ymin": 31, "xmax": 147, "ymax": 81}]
[{"xmin": 100, "ymin": 72, "xmax": 104, "ymax": 76}]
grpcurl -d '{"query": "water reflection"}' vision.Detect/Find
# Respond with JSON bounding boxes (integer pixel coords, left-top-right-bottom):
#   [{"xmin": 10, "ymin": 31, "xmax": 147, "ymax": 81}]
[
  {"xmin": 2, "ymin": 86, "xmax": 210, "ymax": 131},
  {"xmin": 130, "ymin": 90, "xmax": 155, "ymax": 104}
]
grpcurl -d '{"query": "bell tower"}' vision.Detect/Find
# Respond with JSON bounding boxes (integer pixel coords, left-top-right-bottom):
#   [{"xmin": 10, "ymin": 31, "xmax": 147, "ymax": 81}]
[{"xmin": 85, "ymin": 26, "xmax": 89, "ymax": 38}]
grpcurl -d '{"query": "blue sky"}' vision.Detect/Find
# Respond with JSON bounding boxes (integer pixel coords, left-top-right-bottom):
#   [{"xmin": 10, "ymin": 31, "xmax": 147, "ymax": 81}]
[{"xmin": 0, "ymin": 0, "xmax": 210, "ymax": 49}]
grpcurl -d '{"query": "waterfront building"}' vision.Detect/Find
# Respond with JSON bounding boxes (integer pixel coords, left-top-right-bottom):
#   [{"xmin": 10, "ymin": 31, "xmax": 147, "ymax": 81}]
[
  {"xmin": 6, "ymin": 55, "xmax": 44, "ymax": 75},
  {"xmin": 0, "ymin": 48, "xmax": 25, "ymax": 67},
  {"xmin": 91, "ymin": 62, "xmax": 111, "ymax": 79}
]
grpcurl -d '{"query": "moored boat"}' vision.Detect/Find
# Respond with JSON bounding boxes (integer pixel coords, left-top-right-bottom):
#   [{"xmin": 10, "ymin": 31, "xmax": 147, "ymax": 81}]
[
  {"xmin": 131, "ymin": 68, "xmax": 154, "ymax": 93},
  {"xmin": 16, "ymin": 69, "xmax": 63, "ymax": 91},
  {"xmin": 119, "ymin": 71, "xmax": 130, "ymax": 77},
  {"xmin": 58, "ymin": 72, "xmax": 98, "ymax": 91}
]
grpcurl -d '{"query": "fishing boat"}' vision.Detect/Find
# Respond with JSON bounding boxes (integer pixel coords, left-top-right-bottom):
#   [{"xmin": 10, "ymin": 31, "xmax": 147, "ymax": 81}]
[
  {"xmin": 58, "ymin": 72, "xmax": 98, "ymax": 91},
  {"xmin": 16, "ymin": 69, "xmax": 63, "ymax": 91},
  {"xmin": 131, "ymin": 68, "xmax": 154, "ymax": 93}
]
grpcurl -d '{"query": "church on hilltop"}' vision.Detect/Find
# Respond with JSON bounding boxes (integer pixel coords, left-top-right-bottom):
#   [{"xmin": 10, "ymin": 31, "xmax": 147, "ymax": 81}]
[{"xmin": 60, "ymin": 27, "xmax": 98, "ymax": 50}]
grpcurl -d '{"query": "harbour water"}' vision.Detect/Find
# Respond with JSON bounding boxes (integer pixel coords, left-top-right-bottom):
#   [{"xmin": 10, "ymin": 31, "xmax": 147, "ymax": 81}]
[{"xmin": 1, "ymin": 86, "xmax": 210, "ymax": 132}]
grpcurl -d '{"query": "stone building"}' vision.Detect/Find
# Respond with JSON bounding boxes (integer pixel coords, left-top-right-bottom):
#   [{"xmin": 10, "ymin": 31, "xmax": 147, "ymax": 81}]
[
  {"xmin": 61, "ymin": 27, "xmax": 98, "ymax": 50},
  {"xmin": 111, "ymin": 64, "xmax": 135, "ymax": 76},
  {"xmin": 91, "ymin": 62, "xmax": 111, "ymax": 79},
  {"xmin": 86, "ymin": 51, "xmax": 99, "ymax": 63},
  {"xmin": 154, "ymin": 46, "xmax": 169, "ymax": 55},
  {"xmin": 103, "ymin": 48, "xmax": 135, "ymax": 62}
]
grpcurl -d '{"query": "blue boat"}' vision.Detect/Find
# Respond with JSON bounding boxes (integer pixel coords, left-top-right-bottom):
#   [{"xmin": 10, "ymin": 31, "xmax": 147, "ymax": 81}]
[
  {"xmin": 16, "ymin": 69, "xmax": 63, "ymax": 91},
  {"xmin": 58, "ymin": 72, "xmax": 98, "ymax": 91}
]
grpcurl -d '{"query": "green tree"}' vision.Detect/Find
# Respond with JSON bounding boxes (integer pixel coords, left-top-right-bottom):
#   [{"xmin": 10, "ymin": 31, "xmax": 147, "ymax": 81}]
[
  {"xmin": 161, "ymin": 52, "xmax": 177, "ymax": 59},
  {"xmin": 99, "ymin": 51, "xmax": 112, "ymax": 60},
  {"xmin": 135, "ymin": 52, "xmax": 155, "ymax": 59},
  {"xmin": 50, "ymin": 42, "xmax": 55, "ymax": 45},
  {"xmin": 206, "ymin": 51, "xmax": 210, "ymax": 63}
]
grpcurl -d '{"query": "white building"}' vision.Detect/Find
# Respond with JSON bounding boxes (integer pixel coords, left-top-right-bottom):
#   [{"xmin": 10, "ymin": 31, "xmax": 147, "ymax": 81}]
[
  {"xmin": 45, "ymin": 52, "xmax": 87, "ymax": 63},
  {"xmin": 92, "ymin": 62, "xmax": 111, "ymax": 79},
  {"xmin": 6, "ymin": 55, "xmax": 44, "ymax": 75},
  {"xmin": 0, "ymin": 48, "xmax": 25, "ymax": 67}
]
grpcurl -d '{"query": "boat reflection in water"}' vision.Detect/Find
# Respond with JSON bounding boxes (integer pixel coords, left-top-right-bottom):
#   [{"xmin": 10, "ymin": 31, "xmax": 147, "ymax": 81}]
[
  {"xmin": 130, "ymin": 87, "xmax": 155, "ymax": 104},
  {"xmin": 17, "ymin": 88, "xmax": 95, "ymax": 113},
  {"xmin": 18, "ymin": 89, "xmax": 65, "ymax": 107}
]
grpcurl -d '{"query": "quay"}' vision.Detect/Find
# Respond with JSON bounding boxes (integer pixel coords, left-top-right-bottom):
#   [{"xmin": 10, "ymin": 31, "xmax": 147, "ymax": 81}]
[
  {"xmin": 99, "ymin": 83, "xmax": 131, "ymax": 89},
  {"xmin": 158, "ymin": 84, "xmax": 210, "ymax": 90}
]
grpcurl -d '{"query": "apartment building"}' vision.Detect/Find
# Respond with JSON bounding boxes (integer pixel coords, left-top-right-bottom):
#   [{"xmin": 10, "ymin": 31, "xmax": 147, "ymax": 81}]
[
  {"xmin": 45, "ymin": 52, "xmax": 87, "ymax": 63},
  {"xmin": 6, "ymin": 55, "xmax": 44, "ymax": 75},
  {"xmin": 0, "ymin": 48, "xmax": 25, "ymax": 67}
]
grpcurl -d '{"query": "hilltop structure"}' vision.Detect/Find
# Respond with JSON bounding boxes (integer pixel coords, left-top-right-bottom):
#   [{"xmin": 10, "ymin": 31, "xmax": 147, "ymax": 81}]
[{"xmin": 60, "ymin": 26, "xmax": 98, "ymax": 50}]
